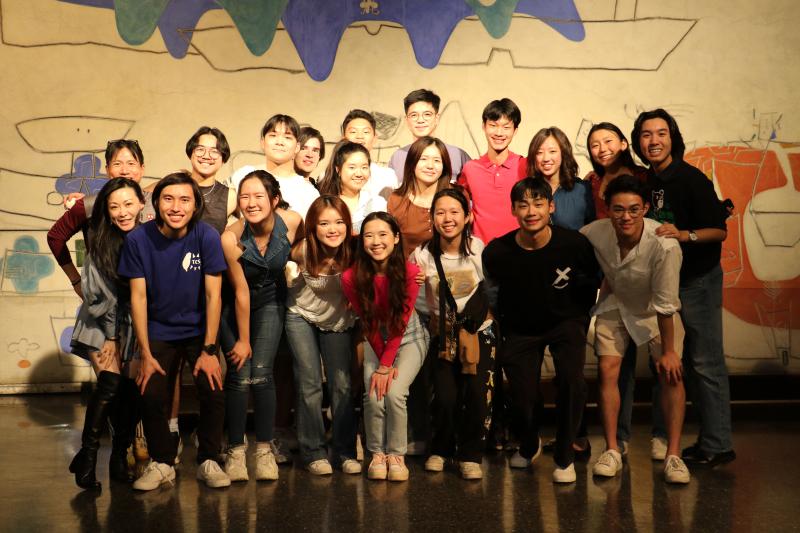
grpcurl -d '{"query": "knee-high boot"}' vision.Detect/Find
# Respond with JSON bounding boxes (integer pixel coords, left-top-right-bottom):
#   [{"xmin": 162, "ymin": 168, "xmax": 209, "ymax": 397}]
[
  {"xmin": 69, "ymin": 371, "xmax": 121, "ymax": 490},
  {"xmin": 108, "ymin": 377, "xmax": 138, "ymax": 482}
]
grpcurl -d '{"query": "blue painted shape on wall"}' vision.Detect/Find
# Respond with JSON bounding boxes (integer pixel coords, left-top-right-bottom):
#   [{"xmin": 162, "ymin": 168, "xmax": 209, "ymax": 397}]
[
  {"xmin": 5, "ymin": 237, "xmax": 55, "ymax": 293},
  {"xmin": 60, "ymin": 0, "xmax": 584, "ymax": 80},
  {"xmin": 55, "ymin": 154, "xmax": 109, "ymax": 196}
]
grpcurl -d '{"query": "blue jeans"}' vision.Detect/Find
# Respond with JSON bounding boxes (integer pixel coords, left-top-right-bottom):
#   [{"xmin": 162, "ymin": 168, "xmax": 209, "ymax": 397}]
[
  {"xmin": 220, "ymin": 301, "xmax": 285, "ymax": 446},
  {"xmin": 363, "ymin": 312, "xmax": 429, "ymax": 456},
  {"xmin": 679, "ymin": 264, "xmax": 732, "ymax": 454},
  {"xmin": 285, "ymin": 311, "xmax": 357, "ymax": 465}
]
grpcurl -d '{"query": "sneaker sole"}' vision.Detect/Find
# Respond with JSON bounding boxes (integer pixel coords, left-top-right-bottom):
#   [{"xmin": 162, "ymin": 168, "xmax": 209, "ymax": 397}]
[
  {"xmin": 388, "ymin": 471, "xmax": 409, "ymax": 481},
  {"xmin": 368, "ymin": 469, "xmax": 387, "ymax": 480},
  {"xmin": 133, "ymin": 472, "xmax": 175, "ymax": 491}
]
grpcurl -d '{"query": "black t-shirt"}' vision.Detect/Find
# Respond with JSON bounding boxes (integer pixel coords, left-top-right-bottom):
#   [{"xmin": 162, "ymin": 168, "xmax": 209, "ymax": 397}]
[
  {"xmin": 647, "ymin": 159, "xmax": 727, "ymax": 282},
  {"xmin": 482, "ymin": 225, "xmax": 599, "ymax": 337}
]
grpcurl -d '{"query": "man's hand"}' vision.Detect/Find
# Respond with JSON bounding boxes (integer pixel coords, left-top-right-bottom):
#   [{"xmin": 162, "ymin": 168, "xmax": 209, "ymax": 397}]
[
  {"xmin": 194, "ymin": 352, "xmax": 224, "ymax": 391},
  {"xmin": 136, "ymin": 355, "xmax": 166, "ymax": 394},
  {"xmin": 655, "ymin": 350, "xmax": 683, "ymax": 385}
]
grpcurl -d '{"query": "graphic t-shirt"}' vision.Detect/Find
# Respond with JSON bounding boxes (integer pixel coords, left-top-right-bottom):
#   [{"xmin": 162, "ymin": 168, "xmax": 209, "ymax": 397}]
[
  {"xmin": 482, "ymin": 226, "xmax": 599, "ymax": 336},
  {"xmin": 118, "ymin": 220, "xmax": 227, "ymax": 341}
]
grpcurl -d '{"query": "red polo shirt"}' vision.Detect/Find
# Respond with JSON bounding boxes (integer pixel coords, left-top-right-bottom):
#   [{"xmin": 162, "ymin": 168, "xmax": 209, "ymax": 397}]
[{"xmin": 458, "ymin": 151, "xmax": 527, "ymax": 244}]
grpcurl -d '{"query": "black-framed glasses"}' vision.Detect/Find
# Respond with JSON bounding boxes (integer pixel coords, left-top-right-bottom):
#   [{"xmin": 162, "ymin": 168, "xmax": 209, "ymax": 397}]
[
  {"xmin": 610, "ymin": 205, "xmax": 644, "ymax": 219},
  {"xmin": 193, "ymin": 146, "xmax": 221, "ymax": 159}
]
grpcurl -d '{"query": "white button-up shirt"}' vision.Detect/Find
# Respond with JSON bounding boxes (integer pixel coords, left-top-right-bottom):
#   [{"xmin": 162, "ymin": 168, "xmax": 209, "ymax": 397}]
[{"xmin": 580, "ymin": 217, "xmax": 682, "ymax": 346}]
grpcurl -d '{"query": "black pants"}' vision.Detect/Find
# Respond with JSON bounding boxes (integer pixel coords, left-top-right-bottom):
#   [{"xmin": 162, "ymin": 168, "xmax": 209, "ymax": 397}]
[
  {"xmin": 141, "ymin": 336, "xmax": 224, "ymax": 465},
  {"xmin": 430, "ymin": 324, "xmax": 496, "ymax": 463},
  {"xmin": 500, "ymin": 320, "xmax": 588, "ymax": 468}
]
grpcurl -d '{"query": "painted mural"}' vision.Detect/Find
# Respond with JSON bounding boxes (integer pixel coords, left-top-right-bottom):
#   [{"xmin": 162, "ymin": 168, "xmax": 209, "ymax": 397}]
[{"xmin": 0, "ymin": 0, "xmax": 798, "ymax": 389}]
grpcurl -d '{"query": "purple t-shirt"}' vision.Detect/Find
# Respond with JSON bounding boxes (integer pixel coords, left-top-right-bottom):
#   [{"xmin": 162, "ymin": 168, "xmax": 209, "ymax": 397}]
[{"xmin": 118, "ymin": 220, "xmax": 226, "ymax": 341}]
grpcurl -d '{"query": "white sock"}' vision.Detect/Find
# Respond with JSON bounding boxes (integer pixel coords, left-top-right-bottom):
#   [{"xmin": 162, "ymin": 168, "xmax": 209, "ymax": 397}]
[{"xmin": 169, "ymin": 418, "xmax": 179, "ymax": 434}]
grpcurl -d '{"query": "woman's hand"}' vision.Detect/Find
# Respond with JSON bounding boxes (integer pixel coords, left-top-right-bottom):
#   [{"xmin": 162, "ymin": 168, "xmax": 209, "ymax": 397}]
[
  {"xmin": 226, "ymin": 340, "xmax": 252, "ymax": 371},
  {"xmin": 414, "ymin": 271, "xmax": 425, "ymax": 286},
  {"xmin": 98, "ymin": 339, "xmax": 119, "ymax": 368},
  {"xmin": 369, "ymin": 364, "xmax": 398, "ymax": 401}
]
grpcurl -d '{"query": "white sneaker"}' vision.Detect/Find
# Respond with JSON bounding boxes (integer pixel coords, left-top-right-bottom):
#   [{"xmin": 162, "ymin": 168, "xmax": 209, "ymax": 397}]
[
  {"xmin": 133, "ymin": 461, "xmax": 175, "ymax": 491},
  {"xmin": 341, "ymin": 459, "xmax": 362, "ymax": 475},
  {"xmin": 553, "ymin": 463, "xmax": 576, "ymax": 483},
  {"xmin": 651, "ymin": 437, "xmax": 668, "ymax": 461},
  {"xmin": 424, "ymin": 454, "xmax": 445, "ymax": 472},
  {"xmin": 197, "ymin": 459, "xmax": 231, "ymax": 488},
  {"xmin": 509, "ymin": 437, "xmax": 542, "ymax": 469},
  {"xmin": 664, "ymin": 455, "xmax": 691, "ymax": 484},
  {"xmin": 255, "ymin": 445, "xmax": 279, "ymax": 481},
  {"xmin": 270, "ymin": 439, "xmax": 291, "ymax": 464},
  {"xmin": 593, "ymin": 449, "xmax": 623, "ymax": 478},
  {"xmin": 173, "ymin": 433, "xmax": 183, "ymax": 465},
  {"xmin": 224, "ymin": 446, "xmax": 249, "ymax": 482},
  {"xmin": 387, "ymin": 455, "xmax": 409, "ymax": 482},
  {"xmin": 459, "ymin": 461, "xmax": 483, "ymax": 480},
  {"xmin": 307, "ymin": 459, "xmax": 333, "ymax": 476}
]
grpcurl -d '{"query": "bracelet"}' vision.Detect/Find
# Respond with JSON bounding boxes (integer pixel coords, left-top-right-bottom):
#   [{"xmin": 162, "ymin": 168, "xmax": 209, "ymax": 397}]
[
  {"xmin": 374, "ymin": 370, "xmax": 390, "ymax": 375},
  {"xmin": 71, "ymin": 278, "xmax": 81, "ymax": 286}
]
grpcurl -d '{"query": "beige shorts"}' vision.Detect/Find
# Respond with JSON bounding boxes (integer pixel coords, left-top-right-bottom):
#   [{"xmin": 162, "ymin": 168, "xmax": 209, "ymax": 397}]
[{"xmin": 594, "ymin": 309, "xmax": 663, "ymax": 361}]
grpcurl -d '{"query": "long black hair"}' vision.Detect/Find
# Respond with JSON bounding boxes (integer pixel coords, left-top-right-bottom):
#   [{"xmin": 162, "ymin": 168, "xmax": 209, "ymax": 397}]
[
  {"xmin": 88, "ymin": 178, "xmax": 144, "ymax": 282},
  {"xmin": 586, "ymin": 122, "xmax": 638, "ymax": 176},
  {"xmin": 353, "ymin": 212, "xmax": 408, "ymax": 337},
  {"xmin": 425, "ymin": 187, "xmax": 474, "ymax": 257}
]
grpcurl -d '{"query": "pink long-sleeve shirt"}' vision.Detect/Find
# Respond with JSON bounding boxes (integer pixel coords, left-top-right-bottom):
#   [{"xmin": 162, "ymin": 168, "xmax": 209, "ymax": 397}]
[{"xmin": 341, "ymin": 261, "xmax": 421, "ymax": 368}]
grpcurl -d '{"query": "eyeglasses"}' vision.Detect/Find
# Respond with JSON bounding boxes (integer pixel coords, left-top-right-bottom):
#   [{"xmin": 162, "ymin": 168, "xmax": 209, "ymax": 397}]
[
  {"xmin": 193, "ymin": 146, "xmax": 221, "ymax": 159},
  {"xmin": 407, "ymin": 111, "xmax": 435, "ymax": 122},
  {"xmin": 610, "ymin": 205, "xmax": 644, "ymax": 219}
]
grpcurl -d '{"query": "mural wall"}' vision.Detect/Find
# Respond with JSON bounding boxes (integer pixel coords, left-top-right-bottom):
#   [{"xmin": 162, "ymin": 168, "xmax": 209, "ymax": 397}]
[{"xmin": 1, "ymin": 0, "xmax": 798, "ymax": 390}]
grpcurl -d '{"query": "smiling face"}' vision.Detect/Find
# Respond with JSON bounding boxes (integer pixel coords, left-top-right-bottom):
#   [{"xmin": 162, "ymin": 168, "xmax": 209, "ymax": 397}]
[
  {"xmin": 482, "ymin": 115, "xmax": 516, "ymax": 154},
  {"xmin": 589, "ymin": 129, "xmax": 628, "ymax": 170},
  {"xmin": 361, "ymin": 218, "xmax": 399, "ymax": 265},
  {"xmin": 106, "ymin": 147, "xmax": 144, "ymax": 182},
  {"xmin": 338, "ymin": 151, "xmax": 371, "ymax": 196},
  {"xmin": 158, "ymin": 183, "xmax": 196, "ymax": 233},
  {"xmin": 107, "ymin": 186, "xmax": 144, "ymax": 232},
  {"xmin": 512, "ymin": 192, "xmax": 554, "ymax": 234},
  {"xmin": 238, "ymin": 177, "xmax": 277, "ymax": 225},
  {"xmin": 343, "ymin": 118, "xmax": 375, "ymax": 151},
  {"xmin": 433, "ymin": 195, "xmax": 470, "ymax": 241},
  {"xmin": 190, "ymin": 133, "xmax": 223, "ymax": 180},
  {"xmin": 535, "ymin": 136, "xmax": 562, "ymax": 179},
  {"xmin": 261, "ymin": 122, "xmax": 299, "ymax": 166},
  {"xmin": 405, "ymin": 101, "xmax": 440, "ymax": 139},
  {"xmin": 609, "ymin": 192, "xmax": 648, "ymax": 241},
  {"xmin": 315, "ymin": 206, "xmax": 348, "ymax": 250},
  {"xmin": 414, "ymin": 143, "xmax": 444, "ymax": 189},
  {"xmin": 295, "ymin": 137, "xmax": 322, "ymax": 176},
  {"xmin": 638, "ymin": 118, "xmax": 673, "ymax": 172}
]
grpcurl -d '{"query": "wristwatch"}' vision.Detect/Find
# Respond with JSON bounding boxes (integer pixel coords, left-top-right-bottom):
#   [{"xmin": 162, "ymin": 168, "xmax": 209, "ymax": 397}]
[
  {"xmin": 688, "ymin": 231, "xmax": 698, "ymax": 242},
  {"xmin": 203, "ymin": 343, "xmax": 219, "ymax": 355}
]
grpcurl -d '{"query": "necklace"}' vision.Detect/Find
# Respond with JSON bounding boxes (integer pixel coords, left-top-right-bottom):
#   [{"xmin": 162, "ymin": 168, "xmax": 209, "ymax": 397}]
[{"xmin": 201, "ymin": 180, "xmax": 217, "ymax": 199}]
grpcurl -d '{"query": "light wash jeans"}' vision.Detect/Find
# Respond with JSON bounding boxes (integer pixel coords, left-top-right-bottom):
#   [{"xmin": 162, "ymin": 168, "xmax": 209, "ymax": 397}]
[
  {"xmin": 285, "ymin": 311, "xmax": 357, "ymax": 465},
  {"xmin": 220, "ymin": 301, "xmax": 285, "ymax": 446},
  {"xmin": 679, "ymin": 264, "xmax": 732, "ymax": 454},
  {"xmin": 363, "ymin": 311, "xmax": 429, "ymax": 456}
]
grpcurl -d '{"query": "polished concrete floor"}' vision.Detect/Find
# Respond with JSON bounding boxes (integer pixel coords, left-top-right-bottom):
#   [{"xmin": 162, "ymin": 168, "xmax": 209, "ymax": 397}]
[{"xmin": 2, "ymin": 394, "xmax": 799, "ymax": 533}]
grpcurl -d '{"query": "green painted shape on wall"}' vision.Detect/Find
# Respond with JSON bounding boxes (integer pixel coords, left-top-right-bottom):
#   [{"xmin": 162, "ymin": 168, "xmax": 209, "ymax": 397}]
[
  {"xmin": 216, "ymin": 0, "xmax": 289, "ymax": 56},
  {"xmin": 465, "ymin": 0, "xmax": 521, "ymax": 38},
  {"xmin": 115, "ymin": 0, "xmax": 170, "ymax": 45}
]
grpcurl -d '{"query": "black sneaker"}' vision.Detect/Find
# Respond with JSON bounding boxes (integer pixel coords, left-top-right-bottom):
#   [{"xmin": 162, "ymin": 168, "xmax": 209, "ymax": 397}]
[{"xmin": 683, "ymin": 449, "xmax": 736, "ymax": 467}]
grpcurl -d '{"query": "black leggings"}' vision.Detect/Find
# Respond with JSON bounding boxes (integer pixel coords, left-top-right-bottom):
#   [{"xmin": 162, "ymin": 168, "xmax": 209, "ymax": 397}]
[{"xmin": 430, "ymin": 324, "xmax": 497, "ymax": 463}]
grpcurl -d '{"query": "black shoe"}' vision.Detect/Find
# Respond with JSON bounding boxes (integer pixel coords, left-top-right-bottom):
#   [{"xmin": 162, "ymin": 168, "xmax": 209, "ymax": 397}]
[
  {"xmin": 573, "ymin": 439, "xmax": 592, "ymax": 462},
  {"xmin": 683, "ymin": 449, "xmax": 736, "ymax": 467},
  {"xmin": 108, "ymin": 449, "xmax": 133, "ymax": 483},
  {"xmin": 69, "ymin": 448, "xmax": 101, "ymax": 490},
  {"xmin": 681, "ymin": 442, "xmax": 701, "ymax": 459}
]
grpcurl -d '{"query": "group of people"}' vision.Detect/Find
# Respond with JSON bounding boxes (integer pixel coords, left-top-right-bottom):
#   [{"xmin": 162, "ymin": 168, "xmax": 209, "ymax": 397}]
[{"xmin": 49, "ymin": 88, "xmax": 735, "ymax": 493}]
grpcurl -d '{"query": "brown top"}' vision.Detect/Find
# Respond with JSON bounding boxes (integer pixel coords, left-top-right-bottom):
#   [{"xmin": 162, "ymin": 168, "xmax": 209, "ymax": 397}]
[{"xmin": 388, "ymin": 193, "xmax": 433, "ymax": 258}]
